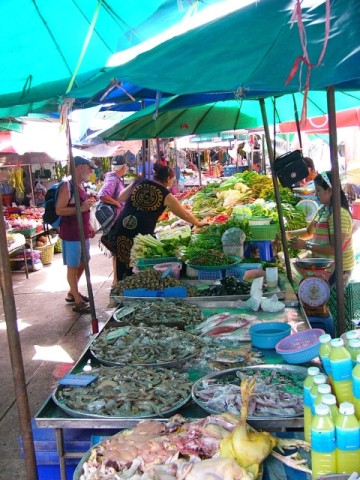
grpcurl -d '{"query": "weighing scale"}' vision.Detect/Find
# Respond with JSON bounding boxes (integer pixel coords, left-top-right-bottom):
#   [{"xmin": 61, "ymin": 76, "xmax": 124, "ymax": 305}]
[
  {"xmin": 296, "ymin": 199, "xmax": 319, "ymax": 222},
  {"xmin": 298, "ymin": 276, "xmax": 331, "ymax": 317}
]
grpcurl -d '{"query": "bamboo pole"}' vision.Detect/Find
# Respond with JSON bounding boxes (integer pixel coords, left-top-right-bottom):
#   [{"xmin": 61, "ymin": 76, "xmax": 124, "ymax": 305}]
[
  {"xmin": 0, "ymin": 196, "xmax": 38, "ymax": 480},
  {"xmin": 327, "ymin": 86, "xmax": 346, "ymax": 334}
]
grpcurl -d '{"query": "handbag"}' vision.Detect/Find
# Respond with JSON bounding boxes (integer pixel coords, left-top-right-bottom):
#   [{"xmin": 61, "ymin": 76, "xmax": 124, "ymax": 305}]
[
  {"xmin": 273, "ymin": 150, "xmax": 309, "ymax": 187},
  {"xmin": 95, "ymin": 202, "xmax": 116, "ymax": 235}
]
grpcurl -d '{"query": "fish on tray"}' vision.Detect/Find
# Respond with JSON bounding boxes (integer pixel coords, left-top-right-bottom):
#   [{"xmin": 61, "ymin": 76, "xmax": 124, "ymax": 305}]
[{"xmin": 196, "ymin": 313, "xmax": 257, "ymax": 335}]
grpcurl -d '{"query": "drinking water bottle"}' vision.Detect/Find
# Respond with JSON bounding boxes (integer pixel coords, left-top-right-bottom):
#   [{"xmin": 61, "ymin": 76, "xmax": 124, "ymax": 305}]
[
  {"xmin": 351, "ymin": 353, "xmax": 360, "ymax": 420},
  {"xmin": 322, "ymin": 393, "xmax": 339, "ymax": 420},
  {"xmin": 319, "ymin": 333, "xmax": 332, "ymax": 377},
  {"xmin": 311, "ymin": 403, "xmax": 336, "ymax": 480},
  {"xmin": 303, "ymin": 366, "xmax": 320, "ymax": 443},
  {"xmin": 335, "ymin": 402, "xmax": 360, "ymax": 474},
  {"xmin": 329, "ymin": 338, "xmax": 353, "ymax": 403}
]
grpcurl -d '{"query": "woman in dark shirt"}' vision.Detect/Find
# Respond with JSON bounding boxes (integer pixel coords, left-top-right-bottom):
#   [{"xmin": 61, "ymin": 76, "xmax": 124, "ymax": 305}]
[{"xmin": 104, "ymin": 163, "xmax": 207, "ymax": 280}]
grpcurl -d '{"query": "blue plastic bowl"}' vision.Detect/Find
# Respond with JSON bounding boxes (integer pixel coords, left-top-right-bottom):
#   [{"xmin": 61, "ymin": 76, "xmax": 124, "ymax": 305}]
[{"xmin": 249, "ymin": 322, "xmax": 291, "ymax": 349}]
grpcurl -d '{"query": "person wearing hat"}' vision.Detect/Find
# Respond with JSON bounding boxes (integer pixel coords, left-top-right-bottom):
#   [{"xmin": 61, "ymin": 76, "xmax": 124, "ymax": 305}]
[
  {"xmin": 56, "ymin": 156, "xmax": 97, "ymax": 314},
  {"xmin": 97, "ymin": 155, "xmax": 128, "ymax": 285}
]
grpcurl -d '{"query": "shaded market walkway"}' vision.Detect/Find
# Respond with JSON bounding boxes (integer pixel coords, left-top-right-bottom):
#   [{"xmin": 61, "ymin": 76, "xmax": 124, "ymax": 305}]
[{"xmin": 0, "ymin": 232, "xmax": 114, "ymax": 479}]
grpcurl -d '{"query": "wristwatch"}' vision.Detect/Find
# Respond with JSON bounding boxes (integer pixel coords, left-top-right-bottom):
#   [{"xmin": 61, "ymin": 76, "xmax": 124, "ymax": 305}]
[{"xmin": 305, "ymin": 241, "xmax": 313, "ymax": 250}]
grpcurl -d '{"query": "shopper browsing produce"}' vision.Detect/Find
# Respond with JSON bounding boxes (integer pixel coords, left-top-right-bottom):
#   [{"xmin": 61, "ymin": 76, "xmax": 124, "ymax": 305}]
[{"xmin": 102, "ymin": 163, "xmax": 207, "ymax": 280}]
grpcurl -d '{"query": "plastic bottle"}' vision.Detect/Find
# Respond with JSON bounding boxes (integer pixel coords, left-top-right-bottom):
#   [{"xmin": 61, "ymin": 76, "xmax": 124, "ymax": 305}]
[
  {"xmin": 347, "ymin": 338, "xmax": 360, "ymax": 365},
  {"xmin": 329, "ymin": 338, "xmax": 353, "ymax": 403},
  {"xmin": 303, "ymin": 366, "xmax": 321, "ymax": 443},
  {"xmin": 344, "ymin": 330, "xmax": 359, "ymax": 344},
  {"xmin": 335, "ymin": 402, "xmax": 360, "ymax": 474},
  {"xmin": 319, "ymin": 333, "xmax": 332, "ymax": 377},
  {"xmin": 314, "ymin": 383, "xmax": 332, "ymax": 410},
  {"xmin": 311, "ymin": 403, "xmax": 336, "ymax": 480},
  {"xmin": 310, "ymin": 374, "xmax": 328, "ymax": 414},
  {"xmin": 322, "ymin": 393, "xmax": 339, "ymax": 420},
  {"xmin": 351, "ymin": 353, "xmax": 360, "ymax": 420}
]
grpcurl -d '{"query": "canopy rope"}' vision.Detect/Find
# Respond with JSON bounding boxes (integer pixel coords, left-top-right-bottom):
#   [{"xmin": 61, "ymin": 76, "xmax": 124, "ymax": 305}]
[{"xmin": 286, "ymin": 0, "xmax": 330, "ymax": 124}]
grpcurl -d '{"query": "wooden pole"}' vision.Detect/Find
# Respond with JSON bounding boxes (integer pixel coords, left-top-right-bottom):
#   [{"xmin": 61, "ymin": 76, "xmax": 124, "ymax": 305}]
[
  {"xmin": 327, "ymin": 86, "xmax": 346, "ymax": 334},
  {"xmin": 0, "ymin": 196, "xmax": 38, "ymax": 480}
]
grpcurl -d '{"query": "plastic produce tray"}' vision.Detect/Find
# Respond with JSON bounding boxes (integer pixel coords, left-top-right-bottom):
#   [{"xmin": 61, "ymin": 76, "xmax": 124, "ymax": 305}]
[{"xmin": 249, "ymin": 224, "xmax": 278, "ymax": 241}]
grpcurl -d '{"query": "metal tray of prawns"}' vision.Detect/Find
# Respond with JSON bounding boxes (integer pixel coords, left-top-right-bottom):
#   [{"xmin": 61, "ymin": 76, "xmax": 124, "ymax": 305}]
[
  {"xmin": 52, "ymin": 364, "xmax": 193, "ymax": 420},
  {"xmin": 192, "ymin": 364, "xmax": 307, "ymax": 420}
]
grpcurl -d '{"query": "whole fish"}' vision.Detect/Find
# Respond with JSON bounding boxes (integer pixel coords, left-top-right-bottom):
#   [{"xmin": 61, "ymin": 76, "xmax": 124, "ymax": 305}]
[
  {"xmin": 202, "ymin": 319, "xmax": 249, "ymax": 337},
  {"xmin": 195, "ymin": 313, "xmax": 231, "ymax": 332},
  {"xmin": 215, "ymin": 327, "xmax": 251, "ymax": 341}
]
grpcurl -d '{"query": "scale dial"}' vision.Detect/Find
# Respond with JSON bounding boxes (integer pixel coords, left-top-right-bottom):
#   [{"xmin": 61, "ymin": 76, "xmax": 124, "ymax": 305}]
[
  {"xmin": 298, "ymin": 277, "xmax": 330, "ymax": 308},
  {"xmin": 297, "ymin": 199, "xmax": 319, "ymax": 222}
]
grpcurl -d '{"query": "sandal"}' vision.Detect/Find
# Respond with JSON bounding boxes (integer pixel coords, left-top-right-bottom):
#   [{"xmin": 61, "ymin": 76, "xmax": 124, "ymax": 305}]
[
  {"xmin": 65, "ymin": 293, "xmax": 89, "ymax": 303},
  {"xmin": 72, "ymin": 301, "xmax": 91, "ymax": 314}
]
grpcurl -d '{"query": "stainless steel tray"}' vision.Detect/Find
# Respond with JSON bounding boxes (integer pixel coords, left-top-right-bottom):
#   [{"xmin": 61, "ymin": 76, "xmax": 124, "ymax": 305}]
[
  {"xmin": 52, "ymin": 390, "xmax": 191, "ymax": 420},
  {"xmin": 90, "ymin": 348, "xmax": 200, "ymax": 368},
  {"xmin": 192, "ymin": 364, "xmax": 307, "ymax": 420}
]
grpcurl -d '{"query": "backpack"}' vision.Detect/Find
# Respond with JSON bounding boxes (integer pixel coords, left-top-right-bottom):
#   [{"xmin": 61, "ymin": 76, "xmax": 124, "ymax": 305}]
[{"xmin": 42, "ymin": 180, "xmax": 73, "ymax": 228}]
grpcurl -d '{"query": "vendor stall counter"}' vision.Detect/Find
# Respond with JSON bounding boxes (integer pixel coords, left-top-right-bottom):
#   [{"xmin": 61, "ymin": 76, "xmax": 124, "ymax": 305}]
[{"xmin": 34, "ymin": 281, "xmax": 310, "ymax": 480}]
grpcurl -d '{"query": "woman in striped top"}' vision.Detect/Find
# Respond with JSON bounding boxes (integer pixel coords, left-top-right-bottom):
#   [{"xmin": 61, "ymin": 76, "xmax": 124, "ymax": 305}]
[{"xmin": 287, "ymin": 170, "xmax": 354, "ymax": 285}]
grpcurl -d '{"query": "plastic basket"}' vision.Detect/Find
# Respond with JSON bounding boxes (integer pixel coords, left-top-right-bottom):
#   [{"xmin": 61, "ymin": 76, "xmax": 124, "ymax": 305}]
[
  {"xmin": 275, "ymin": 328, "xmax": 325, "ymax": 364},
  {"xmin": 136, "ymin": 257, "xmax": 179, "ymax": 271},
  {"xmin": 225, "ymin": 262, "xmax": 262, "ymax": 280},
  {"xmin": 198, "ymin": 270, "xmax": 222, "ymax": 280},
  {"xmin": 249, "ymin": 224, "xmax": 278, "ymax": 241},
  {"xmin": 35, "ymin": 243, "xmax": 54, "ymax": 265}
]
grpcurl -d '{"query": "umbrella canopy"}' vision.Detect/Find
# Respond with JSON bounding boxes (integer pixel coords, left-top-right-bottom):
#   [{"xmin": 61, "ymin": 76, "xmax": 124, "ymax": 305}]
[
  {"xmin": 100, "ymin": 97, "xmax": 260, "ymax": 140},
  {"xmin": 0, "ymin": 0, "xmax": 225, "ymax": 117},
  {"xmin": 98, "ymin": 0, "xmax": 360, "ymax": 97},
  {"xmin": 279, "ymin": 107, "xmax": 360, "ymax": 134},
  {"xmin": 100, "ymin": 91, "xmax": 360, "ymax": 140}
]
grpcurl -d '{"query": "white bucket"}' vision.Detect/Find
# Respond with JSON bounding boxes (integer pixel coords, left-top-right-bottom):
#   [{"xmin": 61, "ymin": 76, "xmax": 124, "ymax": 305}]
[{"xmin": 153, "ymin": 262, "xmax": 182, "ymax": 279}]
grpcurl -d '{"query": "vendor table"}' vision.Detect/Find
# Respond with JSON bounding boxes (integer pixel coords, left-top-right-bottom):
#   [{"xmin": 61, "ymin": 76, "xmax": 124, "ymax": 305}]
[{"xmin": 34, "ymin": 283, "xmax": 310, "ymax": 480}]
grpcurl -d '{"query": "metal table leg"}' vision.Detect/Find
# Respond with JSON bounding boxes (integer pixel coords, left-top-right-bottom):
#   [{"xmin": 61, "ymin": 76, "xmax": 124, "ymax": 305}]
[{"xmin": 55, "ymin": 428, "xmax": 68, "ymax": 480}]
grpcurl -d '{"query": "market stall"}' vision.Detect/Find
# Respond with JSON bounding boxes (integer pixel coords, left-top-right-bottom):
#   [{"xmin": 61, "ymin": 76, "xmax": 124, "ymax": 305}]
[{"xmin": 34, "ymin": 276, "xmax": 312, "ymax": 480}]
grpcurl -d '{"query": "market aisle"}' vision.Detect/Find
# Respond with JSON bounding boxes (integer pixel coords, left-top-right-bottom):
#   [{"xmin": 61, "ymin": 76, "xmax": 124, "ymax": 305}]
[{"xmin": 0, "ymin": 232, "xmax": 114, "ymax": 480}]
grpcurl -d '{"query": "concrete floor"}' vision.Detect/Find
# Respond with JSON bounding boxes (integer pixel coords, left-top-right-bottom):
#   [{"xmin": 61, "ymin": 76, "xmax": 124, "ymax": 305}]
[{"xmin": 0, "ymin": 232, "xmax": 115, "ymax": 479}]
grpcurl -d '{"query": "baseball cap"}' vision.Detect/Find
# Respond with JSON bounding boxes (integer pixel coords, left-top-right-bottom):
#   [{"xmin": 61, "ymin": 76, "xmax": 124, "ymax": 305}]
[
  {"xmin": 111, "ymin": 155, "xmax": 127, "ymax": 166},
  {"xmin": 74, "ymin": 156, "xmax": 96, "ymax": 169}
]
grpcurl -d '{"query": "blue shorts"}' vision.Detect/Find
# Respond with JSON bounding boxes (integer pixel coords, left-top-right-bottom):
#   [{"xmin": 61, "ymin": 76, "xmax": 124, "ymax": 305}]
[{"xmin": 62, "ymin": 239, "xmax": 90, "ymax": 268}]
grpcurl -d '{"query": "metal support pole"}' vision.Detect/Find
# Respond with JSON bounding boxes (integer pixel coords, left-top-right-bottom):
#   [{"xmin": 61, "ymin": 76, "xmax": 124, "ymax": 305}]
[
  {"xmin": 327, "ymin": 86, "xmax": 346, "ymax": 334},
  {"xmin": 259, "ymin": 98, "xmax": 293, "ymax": 285},
  {"xmin": 0, "ymin": 196, "xmax": 38, "ymax": 480}
]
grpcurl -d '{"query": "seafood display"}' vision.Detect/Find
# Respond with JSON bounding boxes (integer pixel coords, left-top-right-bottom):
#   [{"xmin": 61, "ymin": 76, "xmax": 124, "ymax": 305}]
[
  {"xmin": 53, "ymin": 365, "xmax": 192, "ymax": 418},
  {"xmin": 111, "ymin": 269, "xmax": 198, "ymax": 297},
  {"xmin": 192, "ymin": 365, "xmax": 306, "ymax": 418},
  {"xmin": 114, "ymin": 300, "xmax": 204, "ymax": 330},
  {"xmin": 195, "ymin": 312, "xmax": 259, "ymax": 340},
  {"xmin": 90, "ymin": 325, "xmax": 204, "ymax": 366}
]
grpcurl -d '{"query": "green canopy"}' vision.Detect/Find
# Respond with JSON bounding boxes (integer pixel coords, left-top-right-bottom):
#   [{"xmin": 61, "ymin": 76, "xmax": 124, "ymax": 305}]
[
  {"xmin": 0, "ymin": 0, "xmax": 225, "ymax": 116},
  {"xmin": 101, "ymin": 91, "xmax": 360, "ymax": 140},
  {"xmin": 87, "ymin": 0, "xmax": 360, "ymax": 98}
]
